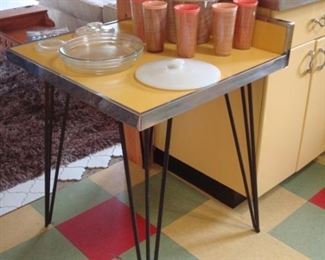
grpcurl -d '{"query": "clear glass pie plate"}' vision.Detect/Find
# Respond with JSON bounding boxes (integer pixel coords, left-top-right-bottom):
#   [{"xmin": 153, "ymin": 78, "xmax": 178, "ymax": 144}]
[{"xmin": 59, "ymin": 33, "xmax": 144, "ymax": 74}]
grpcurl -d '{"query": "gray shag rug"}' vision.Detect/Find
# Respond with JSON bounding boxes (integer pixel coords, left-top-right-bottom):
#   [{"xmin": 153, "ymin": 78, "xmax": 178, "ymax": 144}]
[{"xmin": 0, "ymin": 58, "xmax": 120, "ymax": 192}]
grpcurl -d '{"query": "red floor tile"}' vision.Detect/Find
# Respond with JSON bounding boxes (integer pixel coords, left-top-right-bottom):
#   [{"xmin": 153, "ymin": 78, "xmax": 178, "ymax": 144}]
[
  {"xmin": 57, "ymin": 198, "xmax": 156, "ymax": 260},
  {"xmin": 309, "ymin": 188, "xmax": 325, "ymax": 209}
]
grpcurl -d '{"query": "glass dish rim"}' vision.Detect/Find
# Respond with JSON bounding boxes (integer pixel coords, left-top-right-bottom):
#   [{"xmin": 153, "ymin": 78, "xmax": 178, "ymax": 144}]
[{"xmin": 59, "ymin": 32, "xmax": 144, "ymax": 63}]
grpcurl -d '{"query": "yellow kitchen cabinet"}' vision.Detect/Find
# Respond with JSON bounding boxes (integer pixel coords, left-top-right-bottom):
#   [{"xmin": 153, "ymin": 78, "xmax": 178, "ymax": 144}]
[
  {"xmin": 259, "ymin": 1, "xmax": 325, "ymax": 193},
  {"xmin": 257, "ymin": 41, "xmax": 317, "ymax": 194},
  {"xmin": 296, "ymin": 36, "xmax": 325, "ymax": 170},
  {"xmin": 263, "ymin": 0, "xmax": 325, "ymax": 172}
]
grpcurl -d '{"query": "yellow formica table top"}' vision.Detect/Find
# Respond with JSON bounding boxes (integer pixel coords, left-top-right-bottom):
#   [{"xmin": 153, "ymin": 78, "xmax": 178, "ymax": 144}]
[{"xmin": 7, "ymin": 21, "xmax": 289, "ymax": 130}]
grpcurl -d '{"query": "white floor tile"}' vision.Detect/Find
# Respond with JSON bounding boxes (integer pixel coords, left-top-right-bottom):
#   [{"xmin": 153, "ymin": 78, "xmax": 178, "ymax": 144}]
[
  {"xmin": 0, "ymin": 192, "xmax": 27, "ymax": 207},
  {"xmin": 112, "ymin": 144, "xmax": 122, "ymax": 157},
  {"xmin": 58, "ymin": 167, "xmax": 85, "ymax": 181},
  {"xmin": 65, "ymin": 157, "xmax": 90, "ymax": 168},
  {"xmin": 30, "ymin": 179, "xmax": 45, "ymax": 193},
  {"xmin": 6, "ymin": 180, "xmax": 34, "ymax": 194},
  {"xmin": 22, "ymin": 193, "xmax": 44, "ymax": 205},
  {"xmin": 87, "ymin": 156, "xmax": 111, "ymax": 168},
  {"xmin": 0, "ymin": 144, "xmax": 122, "ymax": 216}
]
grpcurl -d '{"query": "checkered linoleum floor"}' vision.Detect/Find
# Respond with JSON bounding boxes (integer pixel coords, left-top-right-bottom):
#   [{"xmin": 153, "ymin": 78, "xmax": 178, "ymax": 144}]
[{"xmin": 0, "ymin": 155, "xmax": 324, "ymax": 260}]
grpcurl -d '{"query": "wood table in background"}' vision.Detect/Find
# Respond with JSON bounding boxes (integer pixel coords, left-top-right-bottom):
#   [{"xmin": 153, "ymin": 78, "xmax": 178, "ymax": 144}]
[{"xmin": 0, "ymin": 5, "xmax": 54, "ymax": 48}]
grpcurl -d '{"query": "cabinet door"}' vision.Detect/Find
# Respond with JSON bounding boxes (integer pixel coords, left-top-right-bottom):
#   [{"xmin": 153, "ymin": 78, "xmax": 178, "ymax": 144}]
[
  {"xmin": 257, "ymin": 41, "xmax": 315, "ymax": 195},
  {"xmin": 296, "ymin": 37, "xmax": 325, "ymax": 170}
]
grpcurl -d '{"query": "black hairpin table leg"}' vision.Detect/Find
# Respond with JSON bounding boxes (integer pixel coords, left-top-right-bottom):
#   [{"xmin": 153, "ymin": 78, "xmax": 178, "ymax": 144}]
[
  {"xmin": 119, "ymin": 122, "xmax": 142, "ymax": 259},
  {"xmin": 154, "ymin": 119, "xmax": 173, "ymax": 260},
  {"xmin": 44, "ymin": 82, "xmax": 70, "ymax": 227},
  {"xmin": 119, "ymin": 119, "xmax": 173, "ymax": 260},
  {"xmin": 143, "ymin": 127, "xmax": 152, "ymax": 260},
  {"xmin": 225, "ymin": 83, "xmax": 260, "ymax": 233}
]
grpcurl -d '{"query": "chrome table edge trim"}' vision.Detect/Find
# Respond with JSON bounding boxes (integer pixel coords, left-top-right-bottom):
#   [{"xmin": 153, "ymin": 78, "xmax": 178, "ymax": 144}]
[{"xmin": 6, "ymin": 50, "xmax": 289, "ymax": 131}]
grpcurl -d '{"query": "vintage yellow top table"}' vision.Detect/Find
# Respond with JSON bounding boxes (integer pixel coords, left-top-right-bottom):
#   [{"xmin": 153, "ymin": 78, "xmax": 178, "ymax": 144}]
[
  {"xmin": 6, "ymin": 18, "xmax": 293, "ymax": 260},
  {"xmin": 7, "ymin": 20, "xmax": 291, "ymax": 130}
]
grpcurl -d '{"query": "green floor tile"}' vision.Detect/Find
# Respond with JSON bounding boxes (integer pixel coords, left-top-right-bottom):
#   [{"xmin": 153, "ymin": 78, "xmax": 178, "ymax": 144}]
[
  {"xmin": 270, "ymin": 202, "xmax": 325, "ymax": 260},
  {"xmin": 32, "ymin": 179, "xmax": 112, "ymax": 224},
  {"xmin": 117, "ymin": 173, "xmax": 209, "ymax": 227},
  {"xmin": 0, "ymin": 228, "xmax": 86, "ymax": 260},
  {"xmin": 120, "ymin": 234, "xmax": 198, "ymax": 260},
  {"xmin": 281, "ymin": 162, "xmax": 325, "ymax": 199}
]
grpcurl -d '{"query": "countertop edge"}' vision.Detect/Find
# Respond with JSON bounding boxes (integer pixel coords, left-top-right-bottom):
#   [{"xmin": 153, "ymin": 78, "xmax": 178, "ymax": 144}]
[{"xmin": 258, "ymin": 0, "xmax": 322, "ymax": 11}]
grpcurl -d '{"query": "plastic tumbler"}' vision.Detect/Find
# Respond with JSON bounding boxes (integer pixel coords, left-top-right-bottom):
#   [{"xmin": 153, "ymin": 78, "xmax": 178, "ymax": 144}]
[
  {"xmin": 174, "ymin": 4, "xmax": 201, "ymax": 58},
  {"xmin": 233, "ymin": 0, "xmax": 258, "ymax": 50},
  {"xmin": 167, "ymin": 0, "xmax": 216, "ymax": 44},
  {"xmin": 143, "ymin": 1, "xmax": 168, "ymax": 52},
  {"xmin": 212, "ymin": 3, "xmax": 238, "ymax": 56},
  {"xmin": 130, "ymin": 0, "xmax": 146, "ymax": 41}
]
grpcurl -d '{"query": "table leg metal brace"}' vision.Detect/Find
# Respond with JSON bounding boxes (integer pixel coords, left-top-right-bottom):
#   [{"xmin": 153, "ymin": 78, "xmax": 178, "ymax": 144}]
[
  {"xmin": 119, "ymin": 119, "xmax": 173, "ymax": 260},
  {"xmin": 224, "ymin": 83, "xmax": 260, "ymax": 232},
  {"xmin": 44, "ymin": 82, "xmax": 70, "ymax": 226}
]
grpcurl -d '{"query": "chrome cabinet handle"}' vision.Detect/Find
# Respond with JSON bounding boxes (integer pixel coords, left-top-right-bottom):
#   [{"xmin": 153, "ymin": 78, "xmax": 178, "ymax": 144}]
[
  {"xmin": 303, "ymin": 50, "xmax": 316, "ymax": 75},
  {"xmin": 315, "ymin": 48, "xmax": 325, "ymax": 71},
  {"xmin": 321, "ymin": 15, "xmax": 325, "ymax": 23},
  {"xmin": 311, "ymin": 18, "xmax": 325, "ymax": 27}
]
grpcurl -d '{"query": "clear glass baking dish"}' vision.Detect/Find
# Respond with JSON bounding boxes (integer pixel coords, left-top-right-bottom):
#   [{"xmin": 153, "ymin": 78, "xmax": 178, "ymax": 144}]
[
  {"xmin": 59, "ymin": 33, "xmax": 144, "ymax": 74},
  {"xmin": 75, "ymin": 22, "xmax": 115, "ymax": 36},
  {"xmin": 36, "ymin": 39, "xmax": 64, "ymax": 53}
]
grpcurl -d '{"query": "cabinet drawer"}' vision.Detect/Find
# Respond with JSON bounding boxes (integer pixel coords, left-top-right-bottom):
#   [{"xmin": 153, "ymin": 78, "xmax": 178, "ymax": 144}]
[{"xmin": 271, "ymin": 1, "xmax": 325, "ymax": 47}]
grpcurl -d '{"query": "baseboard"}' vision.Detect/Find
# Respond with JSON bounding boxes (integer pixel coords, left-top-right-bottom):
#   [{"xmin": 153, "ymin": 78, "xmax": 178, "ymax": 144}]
[{"xmin": 154, "ymin": 148, "xmax": 246, "ymax": 208}]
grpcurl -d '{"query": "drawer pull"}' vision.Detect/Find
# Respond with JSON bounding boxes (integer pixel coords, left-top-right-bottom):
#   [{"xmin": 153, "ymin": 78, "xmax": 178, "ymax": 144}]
[
  {"xmin": 303, "ymin": 50, "xmax": 315, "ymax": 75},
  {"xmin": 311, "ymin": 18, "xmax": 325, "ymax": 27},
  {"xmin": 321, "ymin": 15, "xmax": 325, "ymax": 23},
  {"xmin": 315, "ymin": 48, "xmax": 325, "ymax": 71}
]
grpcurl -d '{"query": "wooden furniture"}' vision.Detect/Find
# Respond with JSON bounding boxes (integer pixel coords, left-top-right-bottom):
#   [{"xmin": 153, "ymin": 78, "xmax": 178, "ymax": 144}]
[{"xmin": 0, "ymin": 5, "xmax": 54, "ymax": 48}]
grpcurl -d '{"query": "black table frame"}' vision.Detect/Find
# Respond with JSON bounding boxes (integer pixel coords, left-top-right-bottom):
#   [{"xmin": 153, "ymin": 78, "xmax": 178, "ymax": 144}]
[{"xmin": 42, "ymin": 81, "xmax": 259, "ymax": 260}]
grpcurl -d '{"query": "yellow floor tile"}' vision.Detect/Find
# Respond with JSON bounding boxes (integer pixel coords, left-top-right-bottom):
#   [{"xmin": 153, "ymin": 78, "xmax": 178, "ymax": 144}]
[
  {"xmin": 0, "ymin": 205, "xmax": 50, "ymax": 253},
  {"xmin": 89, "ymin": 161, "xmax": 161, "ymax": 195},
  {"xmin": 234, "ymin": 186, "xmax": 306, "ymax": 231},
  {"xmin": 163, "ymin": 199, "xmax": 250, "ymax": 259},
  {"xmin": 230, "ymin": 232, "xmax": 309, "ymax": 260},
  {"xmin": 316, "ymin": 152, "xmax": 325, "ymax": 166},
  {"xmin": 163, "ymin": 200, "xmax": 308, "ymax": 260}
]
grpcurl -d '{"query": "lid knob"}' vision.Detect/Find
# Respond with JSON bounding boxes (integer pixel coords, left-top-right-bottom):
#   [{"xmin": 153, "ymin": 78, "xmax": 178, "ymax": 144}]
[{"xmin": 166, "ymin": 59, "xmax": 185, "ymax": 70}]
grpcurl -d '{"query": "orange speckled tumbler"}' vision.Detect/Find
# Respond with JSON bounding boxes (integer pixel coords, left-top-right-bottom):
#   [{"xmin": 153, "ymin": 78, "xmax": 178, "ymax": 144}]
[
  {"xmin": 212, "ymin": 3, "xmax": 238, "ymax": 56},
  {"xmin": 174, "ymin": 4, "xmax": 200, "ymax": 58},
  {"xmin": 233, "ymin": 0, "xmax": 258, "ymax": 49},
  {"xmin": 143, "ymin": 1, "xmax": 167, "ymax": 52},
  {"xmin": 130, "ymin": 0, "xmax": 147, "ymax": 41}
]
